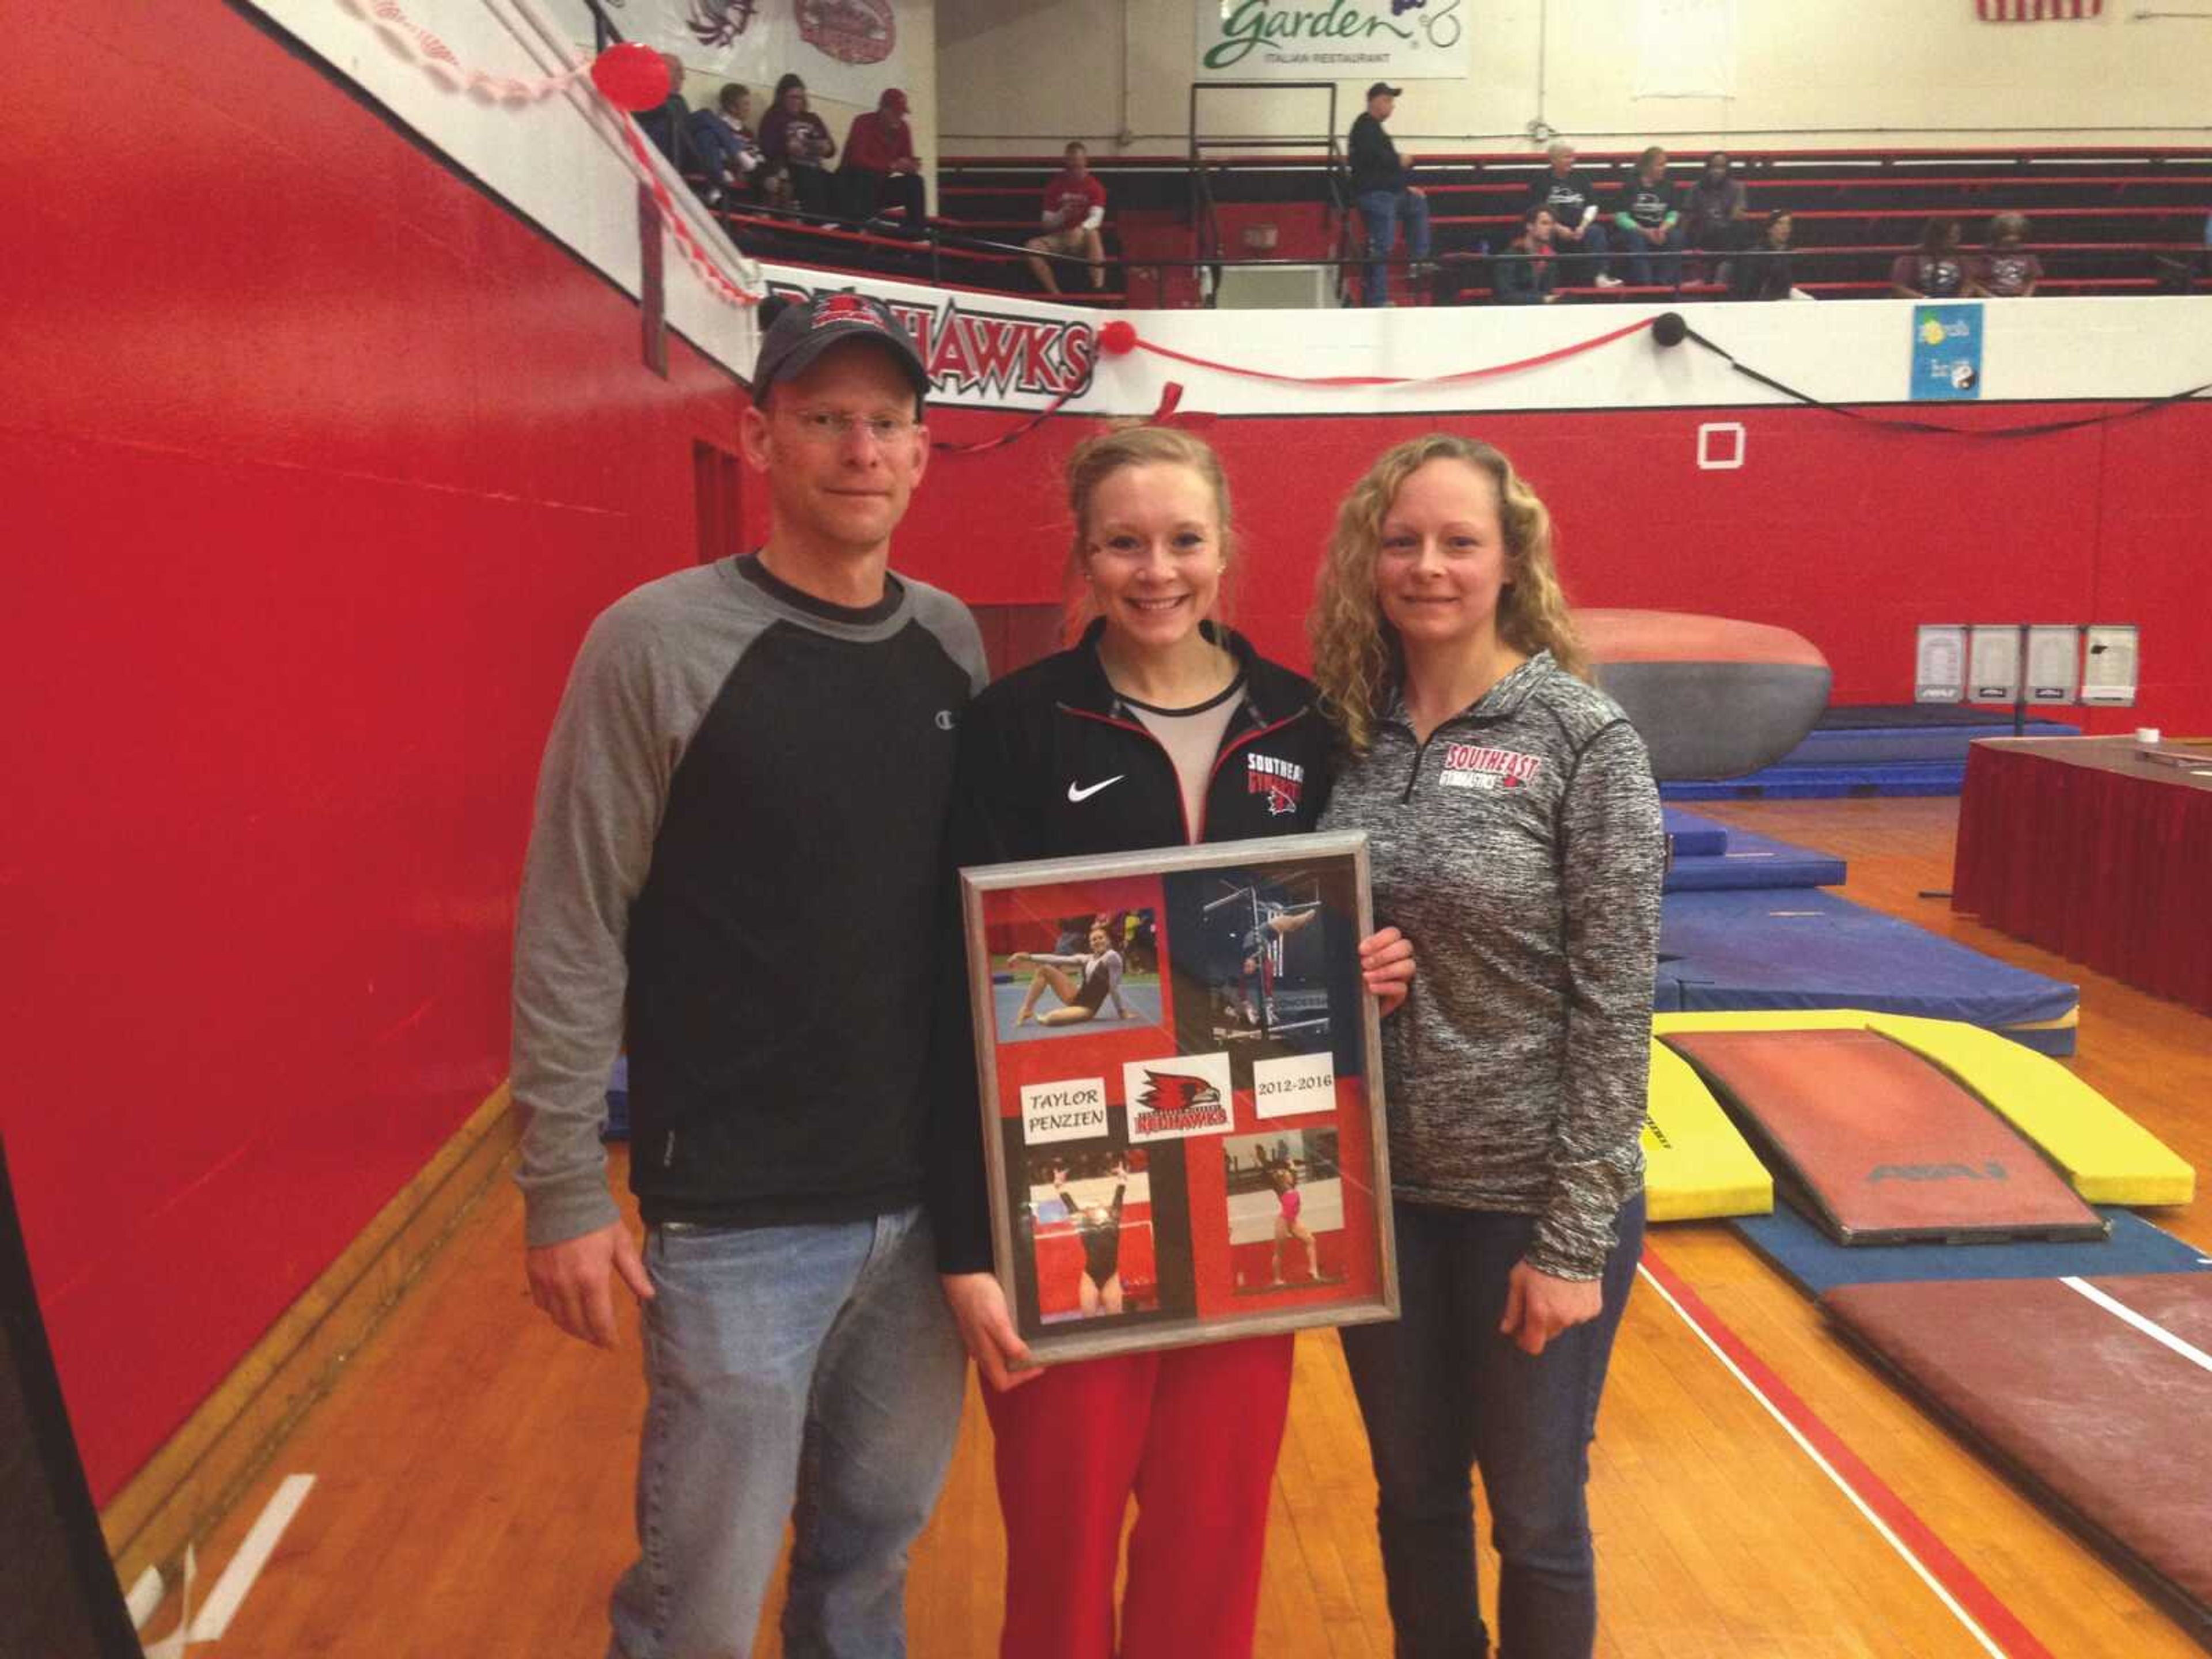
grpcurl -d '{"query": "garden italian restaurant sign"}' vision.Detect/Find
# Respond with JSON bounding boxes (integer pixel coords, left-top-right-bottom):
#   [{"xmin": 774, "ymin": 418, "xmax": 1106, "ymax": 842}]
[{"xmin": 1195, "ymin": 0, "xmax": 1472, "ymax": 80}]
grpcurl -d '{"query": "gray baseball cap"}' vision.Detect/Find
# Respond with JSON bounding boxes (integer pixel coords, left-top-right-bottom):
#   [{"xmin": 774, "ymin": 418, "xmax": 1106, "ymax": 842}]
[{"xmin": 750, "ymin": 289, "xmax": 930, "ymax": 406}]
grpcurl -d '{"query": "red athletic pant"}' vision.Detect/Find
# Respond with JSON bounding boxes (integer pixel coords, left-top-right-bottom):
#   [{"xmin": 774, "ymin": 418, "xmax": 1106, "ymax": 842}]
[{"xmin": 982, "ymin": 1334, "xmax": 1295, "ymax": 1658}]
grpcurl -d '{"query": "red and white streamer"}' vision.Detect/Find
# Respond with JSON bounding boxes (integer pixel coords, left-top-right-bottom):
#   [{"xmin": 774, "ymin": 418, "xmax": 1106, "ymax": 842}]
[
  {"xmin": 1117, "ymin": 316, "xmax": 1657, "ymax": 391},
  {"xmin": 363, "ymin": 0, "xmax": 593, "ymax": 99},
  {"xmin": 348, "ymin": 0, "xmax": 765, "ymax": 308}
]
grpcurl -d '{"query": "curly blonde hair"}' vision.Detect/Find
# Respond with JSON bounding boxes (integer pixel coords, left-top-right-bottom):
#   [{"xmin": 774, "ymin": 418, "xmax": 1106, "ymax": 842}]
[
  {"xmin": 1060, "ymin": 424, "xmax": 1236, "ymax": 641},
  {"xmin": 1309, "ymin": 434, "xmax": 1587, "ymax": 755}
]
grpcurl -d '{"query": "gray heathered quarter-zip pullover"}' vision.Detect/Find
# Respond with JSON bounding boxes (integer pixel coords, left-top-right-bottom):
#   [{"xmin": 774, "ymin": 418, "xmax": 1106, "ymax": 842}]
[{"xmin": 1319, "ymin": 650, "xmax": 1665, "ymax": 1279}]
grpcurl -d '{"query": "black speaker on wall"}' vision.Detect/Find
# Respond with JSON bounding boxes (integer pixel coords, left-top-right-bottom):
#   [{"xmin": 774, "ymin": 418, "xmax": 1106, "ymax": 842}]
[{"xmin": 0, "ymin": 1132, "xmax": 144, "ymax": 1658}]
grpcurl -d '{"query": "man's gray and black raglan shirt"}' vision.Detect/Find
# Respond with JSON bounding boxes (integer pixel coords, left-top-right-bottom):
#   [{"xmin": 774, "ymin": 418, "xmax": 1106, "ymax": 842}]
[
  {"xmin": 1319, "ymin": 650, "xmax": 1665, "ymax": 1281},
  {"xmin": 511, "ymin": 554, "xmax": 987, "ymax": 1249}
]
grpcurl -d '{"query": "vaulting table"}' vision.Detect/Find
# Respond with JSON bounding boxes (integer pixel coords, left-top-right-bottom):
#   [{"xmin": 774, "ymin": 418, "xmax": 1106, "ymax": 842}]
[{"xmin": 1952, "ymin": 736, "xmax": 2212, "ymax": 1017}]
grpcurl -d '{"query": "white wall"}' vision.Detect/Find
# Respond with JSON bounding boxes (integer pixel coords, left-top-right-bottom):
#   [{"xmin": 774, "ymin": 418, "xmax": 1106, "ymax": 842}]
[{"xmin": 940, "ymin": 0, "xmax": 2212, "ymax": 154}]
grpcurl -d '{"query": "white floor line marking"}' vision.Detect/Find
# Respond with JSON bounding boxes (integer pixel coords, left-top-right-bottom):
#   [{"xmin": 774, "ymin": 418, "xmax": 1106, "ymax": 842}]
[
  {"xmin": 2061, "ymin": 1277, "xmax": 2212, "ymax": 1373},
  {"xmin": 126, "ymin": 1563, "xmax": 165, "ymax": 1631},
  {"xmin": 189, "ymin": 1472, "xmax": 315, "ymax": 1642},
  {"xmin": 1636, "ymin": 1264, "xmax": 2012, "ymax": 1659}
]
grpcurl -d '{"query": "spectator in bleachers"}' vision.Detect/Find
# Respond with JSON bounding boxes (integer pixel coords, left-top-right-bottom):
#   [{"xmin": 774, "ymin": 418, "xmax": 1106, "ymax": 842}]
[
  {"xmin": 636, "ymin": 53, "xmax": 692, "ymax": 172},
  {"xmin": 1681, "ymin": 152, "xmax": 1752, "ymax": 274},
  {"xmin": 1890, "ymin": 217, "xmax": 1967, "ymax": 299},
  {"xmin": 1527, "ymin": 140, "xmax": 1616, "ymax": 288},
  {"xmin": 760, "ymin": 73, "xmax": 837, "ymax": 219},
  {"xmin": 686, "ymin": 84, "xmax": 765, "ymax": 209},
  {"xmin": 1350, "ymin": 82, "xmax": 1431, "ymax": 308},
  {"xmin": 1728, "ymin": 210, "xmax": 1798, "ymax": 301},
  {"xmin": 1969, "ymin": 213, "xmax": 2042, "ymax": 298},
  {"xmin": 839, "ymin": 88, "xmax": 927, "ymax": 230},
  {"xmin": 1612, "ymin": 146, "xmax": 1684, "ymax": 289},
  {"xmin": 1494, "ymin": 206, "xmax": 1562, "ymax": 305},
  {"xmin": 1027, "ymin": 141, "xmax": 1108, "ymax": 294}
]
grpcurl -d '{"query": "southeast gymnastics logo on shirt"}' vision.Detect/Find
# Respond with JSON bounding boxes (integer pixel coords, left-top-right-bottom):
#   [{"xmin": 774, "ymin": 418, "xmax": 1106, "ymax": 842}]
[
  {"xmin": 1438, "ymin": 744, "xmax": 1543, "ymax": 791},
  {"xmin": 1247, "ymin": 753, "xmax": 1305, "ymax": 816}
]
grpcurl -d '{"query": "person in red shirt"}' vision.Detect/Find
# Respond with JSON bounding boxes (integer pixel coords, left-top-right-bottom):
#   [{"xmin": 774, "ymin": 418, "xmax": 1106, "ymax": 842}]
[
  {"xmin": 1027, "ymin": 141, "xmax": 1108, "ymax": 294},
  {"xmin": 839, "ymin": 88, "xmax": 927, "ymax": 229}
]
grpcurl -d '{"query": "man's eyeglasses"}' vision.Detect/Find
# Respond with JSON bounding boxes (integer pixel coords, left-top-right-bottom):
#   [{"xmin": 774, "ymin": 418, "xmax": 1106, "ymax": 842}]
[{"xmin": 782, "ymin": 409, "xmax": 920, "ymax": 447}]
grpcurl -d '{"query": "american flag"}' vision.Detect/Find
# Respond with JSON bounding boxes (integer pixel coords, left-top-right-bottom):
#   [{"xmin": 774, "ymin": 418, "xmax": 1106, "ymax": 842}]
[{"xmin": 1977, "ymin": 0, "xmax": 2101, "ymax": 18}]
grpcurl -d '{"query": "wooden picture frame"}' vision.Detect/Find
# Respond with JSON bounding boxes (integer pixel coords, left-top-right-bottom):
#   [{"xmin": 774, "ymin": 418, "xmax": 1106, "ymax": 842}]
[{"xmin": 961, "ymin": 831, "xmax": 1398, "ymax": 1366}]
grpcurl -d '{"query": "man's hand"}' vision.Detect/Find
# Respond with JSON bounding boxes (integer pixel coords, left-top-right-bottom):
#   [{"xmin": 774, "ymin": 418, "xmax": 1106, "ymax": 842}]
[
  {"xmin": 527, "ymin": 1221, "xmax": 654, "ymax": 1349},
  {"xmin": 941, "ymin": 1272, "xmax": 1041, "ymax": 1391},
  {"xmin": 1498, "ymin": 1259, "xmax": 1603, "ymax": 1357},
  {"xmin": 1357, "ymin": 926, "xmax": 1415, "ymax": 1017}
]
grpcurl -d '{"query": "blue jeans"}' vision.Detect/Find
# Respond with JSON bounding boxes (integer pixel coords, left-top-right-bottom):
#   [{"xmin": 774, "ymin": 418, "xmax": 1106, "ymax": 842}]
[
  {"xmin": 1339, "ymin": 1193, "xmax": 1646, "ymax": 1659},
  {"xmin": 1359, "ymin": 187, "xmax": 1432, "ymax": 306},
  {"xmin": 608, "ymin": 1206, "xmax": 965, "ymax": 1659},
  {"xmin": 1558, "ymin": 221, "xmax": 1612, "ymax": 285},
  {"xmin": 1619, "ymin": 224, "xmax": 1685, "ymax": 289}
]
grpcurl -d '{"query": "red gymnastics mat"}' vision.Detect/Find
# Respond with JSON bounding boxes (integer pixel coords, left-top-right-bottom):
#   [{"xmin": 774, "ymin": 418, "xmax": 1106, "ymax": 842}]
[
  {"xmin": 1824, "ymin": 1274, "xmax": 2212, "ymax": 1645},
  {"xmin": 1662, "ymin": 1028, "xmax": 2107, "ymax": 1245}
]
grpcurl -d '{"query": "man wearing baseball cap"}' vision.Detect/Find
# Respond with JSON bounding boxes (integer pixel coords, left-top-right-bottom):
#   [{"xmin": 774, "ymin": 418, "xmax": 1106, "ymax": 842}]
[
  {"xmin": 1350, "ymin": 79, "xmax": 1431, "ymax": 306},
  {"xmin": 839, "ymin": 86, "xmax": 928, "ymax": 228},
  {"xmin": 513, "ymin": 287, "xmax": 983, "ymax": 1657}
]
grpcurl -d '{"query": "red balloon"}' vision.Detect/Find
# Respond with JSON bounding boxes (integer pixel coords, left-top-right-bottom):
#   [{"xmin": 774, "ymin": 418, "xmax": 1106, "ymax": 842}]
[
  {"xmin": 1098, "ymin": 320, "xmax": 1139, "ymax": 357},
  {"xmin": 591, "ymin": 42, "xmax": 671, "ymax": 113}
]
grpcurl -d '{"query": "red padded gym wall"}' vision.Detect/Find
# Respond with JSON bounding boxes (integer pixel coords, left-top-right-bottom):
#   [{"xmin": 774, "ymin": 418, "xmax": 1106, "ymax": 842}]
[{"xmin": 0, "ymin": 5, "xmax": 744, "ymax": 1499}]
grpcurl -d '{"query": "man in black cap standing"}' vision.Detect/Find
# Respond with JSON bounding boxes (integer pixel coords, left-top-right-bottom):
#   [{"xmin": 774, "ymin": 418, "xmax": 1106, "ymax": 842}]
[
  {"xmin": 512, "ymin": 290, "xmax": 986, "ymax": 1658},
  {"xmin": 1350, "ymin": 81, "xmax": 1430, "ymax": 306}
]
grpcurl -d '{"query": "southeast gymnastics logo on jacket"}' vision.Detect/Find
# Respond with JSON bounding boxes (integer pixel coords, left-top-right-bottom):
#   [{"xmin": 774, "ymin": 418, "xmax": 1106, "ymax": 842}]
[{"xmin": 1438, "ymin": 744, "xmax": 1543, "ymax": 791}]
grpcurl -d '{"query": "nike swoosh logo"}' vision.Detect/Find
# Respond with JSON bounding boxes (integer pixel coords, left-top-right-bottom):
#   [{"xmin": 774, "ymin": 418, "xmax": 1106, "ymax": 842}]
[{"xmin": 1066, "ymin": 775, "xmax": 1125, "ymax": 803}]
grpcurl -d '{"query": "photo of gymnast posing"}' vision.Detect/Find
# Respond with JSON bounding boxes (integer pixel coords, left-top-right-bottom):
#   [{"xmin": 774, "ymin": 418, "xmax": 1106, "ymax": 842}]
[
  {"xmin": 1056, "ymin": 1154, "xmax": 1129, "ymax": 1317},
  {"xmin": 1223, "ymin": 1130, "xmax": 1345, "ymax": 1293},
  {"xmin": 991, "ymin": 908, "xmax": 1167, "ymax": 1042},
  {"xmin": 1266, "ymin": 1157, "xmax": 1320, "ymax": 1286},
  {"xmin": 1009, "ymin": 922, "xmax": 1134, "ymax": 1028},
  {"xmin": 1020, "ymin": 1147, "xmax": 1164, "ymax": 1324}
]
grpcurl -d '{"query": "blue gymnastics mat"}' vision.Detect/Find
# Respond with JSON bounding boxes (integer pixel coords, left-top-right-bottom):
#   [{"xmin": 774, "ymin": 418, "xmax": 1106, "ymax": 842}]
[
  {"xmin": 1664, "ymin": 762, "xmax": 1966, "ymax": 801},
  {"xmin": 1665, "ymin": 807, "xmax": 1729, "ymax": 859},
  {"xmin": 1654, "ymin": 888, "xmax": 2079, "ymax": 1053},
  {"xmin": 993, "ymin": 979, "xmax": 1166, "ymax": 1043},
  {"xmin": 1665, "ymin": 825, "xmax": 1846, "ymax": 893},
  {"xmin": 1779, "ymin": 714, "xmax": 2081, "ymax": 766},
  {"xmin": 1731, "ymin": 1202, "xmax": 2211, "ymax": 1298}
]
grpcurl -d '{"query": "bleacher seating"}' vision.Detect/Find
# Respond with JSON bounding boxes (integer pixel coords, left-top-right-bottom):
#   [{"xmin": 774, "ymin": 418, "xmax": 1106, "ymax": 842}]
[{"xmin": 700, "ymin": 147, "xmax": 2212, "ymax": 309}]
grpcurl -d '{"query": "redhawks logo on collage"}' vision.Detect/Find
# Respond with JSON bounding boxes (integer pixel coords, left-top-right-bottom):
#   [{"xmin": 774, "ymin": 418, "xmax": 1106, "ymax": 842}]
[
  {"xmin": 1438, "ymin": 744, "xmax": 1543, "ymax": 791},
  {"xmin": 1131, "ymin": 1070, "xmax": 1228, "ymax": 1137},
  {"xmin": 1247, "ymin": 753, "xmax": 1304, "ymax": 817}
]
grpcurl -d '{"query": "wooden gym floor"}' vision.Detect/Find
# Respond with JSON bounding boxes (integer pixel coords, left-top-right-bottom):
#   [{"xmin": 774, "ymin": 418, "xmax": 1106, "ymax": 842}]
[{"xmin": 157, "ymin": 797, "xmax": 2210, "ymax": 1657}]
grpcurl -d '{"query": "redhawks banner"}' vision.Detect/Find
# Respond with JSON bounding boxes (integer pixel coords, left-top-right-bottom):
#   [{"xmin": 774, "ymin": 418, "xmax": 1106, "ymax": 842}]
[{"xmin": 1975, "ymin": 0, "xmax": 2101, "ymax": 18}]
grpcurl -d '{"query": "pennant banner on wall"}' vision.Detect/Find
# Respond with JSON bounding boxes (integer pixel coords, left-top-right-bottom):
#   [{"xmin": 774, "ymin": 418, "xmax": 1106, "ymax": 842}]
[
  {"xmin": 1194, "ymin": 0, "xmax": 1475, "ymax": 82},
  {"xmin": 1975, "ymin": 1, "xmax": 2101, "ymax": 18},
  {"xmin": 638, "ymin": 0, "xmax": 910, "ymax": 105}
]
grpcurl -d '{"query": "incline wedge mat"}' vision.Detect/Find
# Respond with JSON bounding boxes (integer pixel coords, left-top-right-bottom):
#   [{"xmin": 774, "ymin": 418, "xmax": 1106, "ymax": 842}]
[
  {"xmin": 1654, "ymin": 1010, "xmax": 2195, "ymax": 1207},
  {"xmin": 1642, "ymin": 1040, "xmax": 1774, "ymax": 1221},
  {"xmin": 1823, "ymin": 1274, "xmax": 2212, "ymax": 1643},
  {"xmin": 1662, "ymin": 1028, "xmax": 2109, "ymax": 1245}
]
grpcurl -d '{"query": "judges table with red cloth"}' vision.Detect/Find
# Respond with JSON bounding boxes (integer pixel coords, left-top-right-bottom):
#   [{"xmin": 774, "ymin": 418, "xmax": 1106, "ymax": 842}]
[{"xmin": 1953, "ymin": 736, "xmax": 2212, "ymax": 1016}]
